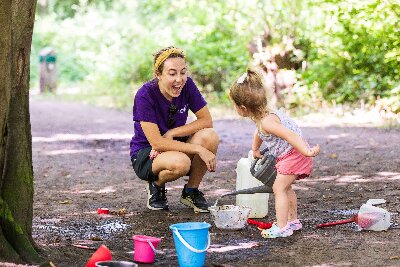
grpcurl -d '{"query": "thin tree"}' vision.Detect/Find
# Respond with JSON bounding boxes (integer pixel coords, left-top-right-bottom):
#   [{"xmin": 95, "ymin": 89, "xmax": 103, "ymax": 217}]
[{"xmin": 0, "ymin": 0, "xmax": 43, "ymax": 263}]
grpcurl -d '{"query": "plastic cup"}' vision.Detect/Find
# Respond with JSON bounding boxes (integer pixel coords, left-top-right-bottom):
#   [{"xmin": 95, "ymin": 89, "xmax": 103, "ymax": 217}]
[{"xmin": 86, "ymin": 245, "xmax": 112, "ymax": 267}]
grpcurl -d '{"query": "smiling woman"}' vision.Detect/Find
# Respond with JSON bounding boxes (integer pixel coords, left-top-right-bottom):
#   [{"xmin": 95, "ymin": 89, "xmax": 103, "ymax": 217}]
[{"xmin": 129, "ymin": 46, "xmax": 220, "ymax": 213}]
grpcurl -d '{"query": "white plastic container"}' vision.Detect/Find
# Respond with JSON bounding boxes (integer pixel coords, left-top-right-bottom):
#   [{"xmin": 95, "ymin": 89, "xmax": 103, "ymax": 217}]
[
  {"xmin": 357, "ymin": 199, "xmax": 391, "ymax": 231},
  {"xmin": 235, "ymin": 152, "xmax": 269, "ymax": 218}
]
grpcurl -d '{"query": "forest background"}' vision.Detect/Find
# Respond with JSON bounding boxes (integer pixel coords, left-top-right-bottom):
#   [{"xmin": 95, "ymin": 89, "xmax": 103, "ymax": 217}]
[{"xmin": 31, "ymin": 0, "xmax": 400, "ymax": 123}]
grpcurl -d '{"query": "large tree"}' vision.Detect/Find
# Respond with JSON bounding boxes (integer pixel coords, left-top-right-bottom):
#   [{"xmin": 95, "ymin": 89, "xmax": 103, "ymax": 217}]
[{"xmin": 0, "ymin": 0, "xmax": 42, "ymax": 263}]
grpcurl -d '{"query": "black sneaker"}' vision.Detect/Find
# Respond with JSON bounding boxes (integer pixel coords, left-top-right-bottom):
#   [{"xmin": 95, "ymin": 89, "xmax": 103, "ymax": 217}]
[
  {"xmin": 180, "ymin": 185, "xmax": 210, "ymax": 213},
  {"xmin": 146, "ymin": 181, "xmax": 168, "ymax": 210}
]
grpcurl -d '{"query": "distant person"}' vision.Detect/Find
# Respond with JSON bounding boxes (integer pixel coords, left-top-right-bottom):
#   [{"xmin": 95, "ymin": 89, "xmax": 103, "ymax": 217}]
[
  {"xmin": 130, "ymin": 46, "xmax": 219, "ymax": 212},
  {"xmin": 229, "ymin": 67, "xmax": 320, "ymax": 238}
]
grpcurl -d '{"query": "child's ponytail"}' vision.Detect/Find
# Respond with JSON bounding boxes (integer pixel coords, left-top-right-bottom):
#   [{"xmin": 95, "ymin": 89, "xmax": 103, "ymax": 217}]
[{"xmin": 229, "ymin": 67, "xmax": 269, "ymax": 121}]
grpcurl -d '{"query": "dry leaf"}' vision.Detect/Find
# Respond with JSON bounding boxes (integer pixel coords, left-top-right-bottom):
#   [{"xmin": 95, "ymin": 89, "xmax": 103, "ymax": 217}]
[
  {"xmin": 59, "ymin": 199, "xmax": 72, "ymax": 204},
  {"xmin": 61, "ymin": 170, "xmax": 70, "ymax": 177},
  {"xmin": 118, "ymin": 208, "xmax": 127, "ymax": 216}
]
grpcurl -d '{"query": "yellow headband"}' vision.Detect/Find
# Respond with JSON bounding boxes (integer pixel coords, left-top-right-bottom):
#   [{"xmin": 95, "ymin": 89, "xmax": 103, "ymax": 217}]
[{"xmin": 154, "ymin": 47, "xmax": 185, "ymax": 73}]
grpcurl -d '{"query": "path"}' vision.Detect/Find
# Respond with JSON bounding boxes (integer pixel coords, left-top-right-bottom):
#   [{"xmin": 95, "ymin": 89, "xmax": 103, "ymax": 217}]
[{"xmin": 29, "ymin": 96, "xmax": 400, "ymax": 266}]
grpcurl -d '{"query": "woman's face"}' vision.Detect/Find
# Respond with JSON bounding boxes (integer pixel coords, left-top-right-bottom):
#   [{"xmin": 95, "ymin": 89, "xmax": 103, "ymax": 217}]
[{"xmin": 157, "ymin": 57, "xmax": 187, "ymax": 101}]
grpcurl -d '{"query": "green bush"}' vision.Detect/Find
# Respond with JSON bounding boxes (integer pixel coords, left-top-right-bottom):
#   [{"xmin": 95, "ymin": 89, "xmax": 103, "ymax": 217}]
[
  {"xmin": 299, "ymin": 0, "xmax": 400, "ymax": 111},
  {"xmin": 30, "ymin": 0, "xmax": 400, "ymax": 114}
]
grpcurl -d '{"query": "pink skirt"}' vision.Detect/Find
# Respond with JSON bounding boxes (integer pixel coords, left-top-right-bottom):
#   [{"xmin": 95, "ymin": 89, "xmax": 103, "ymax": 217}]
[{"xmin": 275, "ymin": 148, "xmax": 313, "ymax": 179}]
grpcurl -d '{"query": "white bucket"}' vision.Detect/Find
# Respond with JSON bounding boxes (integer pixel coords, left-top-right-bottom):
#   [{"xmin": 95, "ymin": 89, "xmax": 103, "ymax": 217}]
[
  {"xmin": 209, "ymin": 205, "xmax": 251, "ymax": 230},
  {"xmin": 357, "ymin": 202, "xmax": 391, "ymax": 231},
  {"xmin": 236, "ymin": 154, "xmax": 269, "ymax": 218}
]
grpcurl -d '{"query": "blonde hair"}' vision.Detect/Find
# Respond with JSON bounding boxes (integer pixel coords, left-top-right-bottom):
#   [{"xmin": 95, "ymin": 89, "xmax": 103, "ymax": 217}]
[
  {"xmin": 229, "ymin": 67, "xmax": 269, "ymax": 121},
  {"xmin": 153, "ymin": 46, "xmax": 185, "ymax": 75}
]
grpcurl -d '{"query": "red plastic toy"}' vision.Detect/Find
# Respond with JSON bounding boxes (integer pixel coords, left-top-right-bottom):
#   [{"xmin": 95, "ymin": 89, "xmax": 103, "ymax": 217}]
[{"xmin": 247, "ymin": 219, "xmax": 273, "ymax": 229}]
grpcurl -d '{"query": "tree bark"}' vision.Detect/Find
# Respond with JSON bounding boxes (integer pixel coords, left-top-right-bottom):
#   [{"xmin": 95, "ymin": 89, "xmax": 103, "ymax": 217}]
[{"xmin": 0, "ymin": 0, "xmax": 42, "ymax": 263}]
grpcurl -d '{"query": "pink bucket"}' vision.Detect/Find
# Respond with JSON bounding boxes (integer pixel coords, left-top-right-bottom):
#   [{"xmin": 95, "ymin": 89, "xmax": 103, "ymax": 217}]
[{"xmin": 133, "ymin": 235, "xmax": 161, "ymax": 263}]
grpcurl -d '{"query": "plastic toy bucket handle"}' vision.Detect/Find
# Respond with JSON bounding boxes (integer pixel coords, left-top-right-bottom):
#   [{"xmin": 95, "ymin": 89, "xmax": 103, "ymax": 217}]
[{"xmin": 173, "ymin": 229, "xmax": 210, "ymax": 253}]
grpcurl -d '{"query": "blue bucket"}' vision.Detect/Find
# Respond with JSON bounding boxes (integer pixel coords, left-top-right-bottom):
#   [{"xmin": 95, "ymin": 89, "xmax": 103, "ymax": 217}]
[{"xmin": 169, "ymin": 222, "xmax": 211, "ymax": 267}]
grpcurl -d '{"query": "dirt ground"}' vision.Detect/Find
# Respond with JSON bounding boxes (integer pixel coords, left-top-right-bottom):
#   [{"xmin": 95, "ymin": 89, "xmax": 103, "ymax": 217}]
[{"xmin": 24, "ymin": 96, "xmax": 400, "ymax": 267}]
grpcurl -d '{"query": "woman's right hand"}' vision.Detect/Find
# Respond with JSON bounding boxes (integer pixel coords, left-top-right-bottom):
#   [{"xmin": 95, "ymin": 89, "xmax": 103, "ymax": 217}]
[
  {"xmin": 149, "ymin": 149, "xmax": 161, "ymax": 160},
  {"xmin": 198, "ymin": 147, "xmax": 216, "ymax": 172}
]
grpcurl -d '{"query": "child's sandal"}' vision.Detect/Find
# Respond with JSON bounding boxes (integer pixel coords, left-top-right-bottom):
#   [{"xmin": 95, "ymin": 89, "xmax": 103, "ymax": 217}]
[
  {"xmin": 288, "ymin": 219, "xmax": 302, "ymax": 231},
  {"xmin": 261, "ymin": 223, "xmax": 293, "ymax": 238}
]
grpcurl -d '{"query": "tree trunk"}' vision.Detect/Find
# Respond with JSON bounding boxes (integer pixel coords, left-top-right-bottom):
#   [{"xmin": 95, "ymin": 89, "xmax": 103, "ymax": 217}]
[{"xmin": 0, "ymin": 0, "xmax": 42, "ymax": 263}]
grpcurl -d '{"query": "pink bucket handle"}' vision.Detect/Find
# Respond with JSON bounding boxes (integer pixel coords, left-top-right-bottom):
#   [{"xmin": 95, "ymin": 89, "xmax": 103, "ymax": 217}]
[{"xmin": 173, "ymin": 229, "xmax": 210, "ymax": 253}]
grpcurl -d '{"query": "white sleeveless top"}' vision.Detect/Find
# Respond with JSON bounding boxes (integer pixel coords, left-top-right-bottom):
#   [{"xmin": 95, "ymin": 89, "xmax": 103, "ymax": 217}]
[{"xmin": 258, "ymin": 110, "xmax": 303, "ymax": 158}]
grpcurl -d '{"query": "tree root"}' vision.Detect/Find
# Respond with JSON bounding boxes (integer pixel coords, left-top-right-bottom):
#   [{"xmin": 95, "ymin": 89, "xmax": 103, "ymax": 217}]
[{"xmin": 0, "ymin": 198, "xmax": 43, "ymax": 263}]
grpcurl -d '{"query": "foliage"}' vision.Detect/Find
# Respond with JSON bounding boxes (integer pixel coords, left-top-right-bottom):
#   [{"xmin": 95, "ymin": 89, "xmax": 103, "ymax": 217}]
[
  {"xmin": 136, "ymin": 0, "xmax": 266, "ymax": 95},
  {"xmin": 32, "ymin": 2, "xmax": 150, "ymax": 102},
  {"xmin": 298, "ymin": 0, "xmax": 400, "ymax": 112},
  {"xmin": 30, "ymin": 0, "xmax": 400, "ymax": 113},
  {"xmin": 36, "ymin": 0, "xmax": 114, "ymax": 19}
]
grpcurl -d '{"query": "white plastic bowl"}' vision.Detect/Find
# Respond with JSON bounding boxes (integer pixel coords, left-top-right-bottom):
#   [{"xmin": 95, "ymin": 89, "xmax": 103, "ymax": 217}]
[{"xmin": 209, "ymin": 205, "xmax": 251, "ymax": 230}]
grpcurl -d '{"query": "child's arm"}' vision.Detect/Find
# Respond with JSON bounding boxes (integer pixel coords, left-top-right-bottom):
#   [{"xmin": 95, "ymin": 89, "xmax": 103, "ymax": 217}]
[
  {"xmin": 251, "ymin": 129, "xmax": 263, "ymax": 158},
  {"xmin": 260, "ymin": 115, "xmax": 320, "ymax": 157}
]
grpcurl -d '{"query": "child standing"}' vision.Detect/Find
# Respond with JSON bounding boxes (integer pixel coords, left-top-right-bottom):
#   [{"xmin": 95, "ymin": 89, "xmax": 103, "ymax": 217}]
[{"xmin": 229, "ymin": 68, "xmax": 320, "ymax": 238}]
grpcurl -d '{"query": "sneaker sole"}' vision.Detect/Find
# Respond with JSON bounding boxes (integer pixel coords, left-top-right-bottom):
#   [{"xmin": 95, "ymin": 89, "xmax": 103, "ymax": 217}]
[
  {"xmin": 180, "ymin": 197, "xmax": 209, "ymax": 213},
  {"xmin": 146, "ymin": 185, "xmax": 168, "ymax": 211},
  {"xmin": 146, "ymin": 203, "xmax": 168, "ymax": 211}
]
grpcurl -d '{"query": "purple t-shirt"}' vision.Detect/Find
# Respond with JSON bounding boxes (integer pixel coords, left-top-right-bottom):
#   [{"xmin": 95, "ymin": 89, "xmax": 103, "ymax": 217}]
[{"xmin": 130, "ymin": 77, "xmax": 207, "ymax": 157}]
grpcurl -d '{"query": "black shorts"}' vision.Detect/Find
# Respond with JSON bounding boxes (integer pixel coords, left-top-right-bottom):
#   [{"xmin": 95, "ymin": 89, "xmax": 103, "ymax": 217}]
[
  {"xmin": 131, "ymin": 146, "xmax": 158, "ymax": 182},
  {"xmin": 131, "ymin": 138, "xmax": 191, "ymax": 182}
]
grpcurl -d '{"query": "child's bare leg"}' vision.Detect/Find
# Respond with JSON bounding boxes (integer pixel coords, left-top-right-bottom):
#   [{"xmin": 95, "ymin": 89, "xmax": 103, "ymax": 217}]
[
  {"xmin": 287, "ymin": 186, "xmax": 298, "ymax": 222},
  {"xmin": 272, "ymin": 174, "xmax": 297, "ymax": 229}
]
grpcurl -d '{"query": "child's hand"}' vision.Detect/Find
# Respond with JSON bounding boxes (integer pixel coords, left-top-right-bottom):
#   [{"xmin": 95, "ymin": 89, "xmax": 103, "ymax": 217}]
[
  {"xmin": 252, "ymin": 149, "xmax": 263, "ymax": 159},
  {"xmin": 307, "ymin": 144, "xmax": 320, "ymax": 157}
]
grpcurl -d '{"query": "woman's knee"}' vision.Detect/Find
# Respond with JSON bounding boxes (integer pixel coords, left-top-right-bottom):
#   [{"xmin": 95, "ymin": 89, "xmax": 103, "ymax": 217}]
[
  {"xmin": 190, "ymin": 128, "xmax": 220, "ymax": 150},
  {"xmin": 153, "ymin": 152, "xmax": 191, "ymax": 177},
  {"xmin": 169, "ymin": 156, "xmax": 191, "ymax": 176}
]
